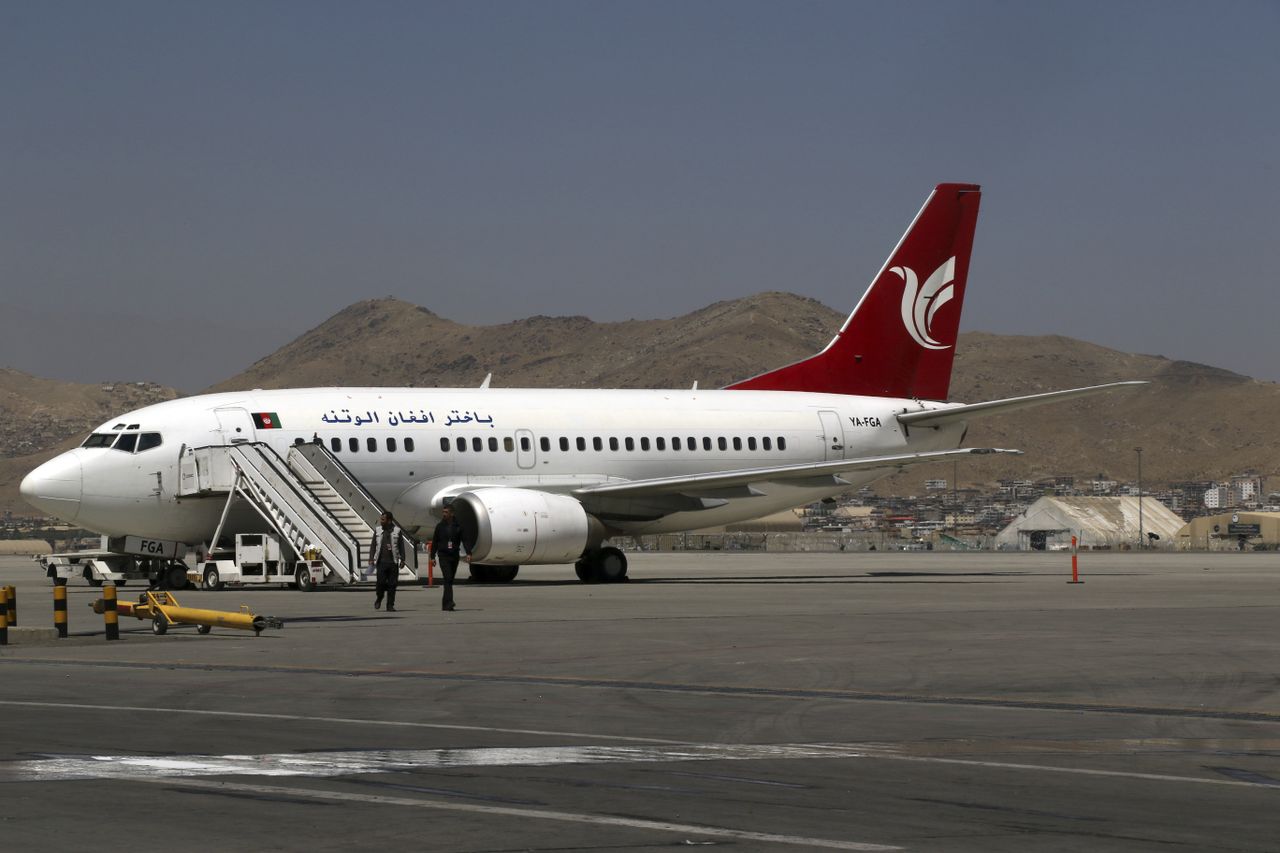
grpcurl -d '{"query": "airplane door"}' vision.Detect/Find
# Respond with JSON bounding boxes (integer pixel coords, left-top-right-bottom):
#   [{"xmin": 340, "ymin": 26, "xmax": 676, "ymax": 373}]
[
  {"xmin": 515, "ymin": 428, "xmax": 536, "ymax": 469},
  {"xmin": 214, "ymin": 408, "xmax": 256, "ymax": 445},
  {"xmin": 818, "ymin": 410, "xmax": 845, "ymax": 461}
]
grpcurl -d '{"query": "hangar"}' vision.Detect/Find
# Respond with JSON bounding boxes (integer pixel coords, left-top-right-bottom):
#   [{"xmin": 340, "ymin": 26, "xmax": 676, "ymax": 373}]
[{"xmin": 995, "ymin": 496, "xmax": 1185, "ymax": 551}]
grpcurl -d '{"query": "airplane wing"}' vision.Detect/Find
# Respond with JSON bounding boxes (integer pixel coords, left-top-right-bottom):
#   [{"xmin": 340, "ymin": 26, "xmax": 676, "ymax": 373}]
[
  {"xmin": 897, "ymin": 381, "xmax": 1148, "ymax": 429},
  {"xmin": 572, "ymin": 446, "xmax": 1021, "ymax": 501}
]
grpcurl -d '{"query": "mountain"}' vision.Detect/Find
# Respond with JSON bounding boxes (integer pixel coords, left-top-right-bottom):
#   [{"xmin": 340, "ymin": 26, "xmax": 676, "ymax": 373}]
[
  {"xmin": 205, "ymin": 294, "xmax": 837, "ymax": 393},
  {"xmin": 4, "ymin": 295, "xmax": 1277, "ymax": 514}
]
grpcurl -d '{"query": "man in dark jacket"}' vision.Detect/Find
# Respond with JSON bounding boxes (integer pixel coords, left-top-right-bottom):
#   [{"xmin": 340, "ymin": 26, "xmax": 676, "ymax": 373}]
[
  {"xmin": 428, "ymin": 505, "xmax": 469, "ymax": 611},
  {"xmin": 370, "ymin": 511, "xmax": 406, "ymax": 611}
]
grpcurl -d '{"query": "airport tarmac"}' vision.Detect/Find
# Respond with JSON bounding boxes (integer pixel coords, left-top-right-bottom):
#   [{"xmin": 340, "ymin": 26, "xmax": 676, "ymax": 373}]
[{"xmin": 1, "ymin": 549, "xmax": 1277, "ymax": 851}]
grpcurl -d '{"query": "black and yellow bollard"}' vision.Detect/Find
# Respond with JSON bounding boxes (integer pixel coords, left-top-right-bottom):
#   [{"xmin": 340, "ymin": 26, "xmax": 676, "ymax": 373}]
[
  {"xmin": 0, "ymin": 587, "xmax": 8, "ymax": 645},
  {"xmin": 53, "ymin": 584, "xmax": 68, "ymax": 638},
  {"xmin": 5, "ymin": 585, "xmax": 16, "ymax": 626},
  {"xmin": 103, "ymin": 584, "xmax": 119, "ymax": 641}
]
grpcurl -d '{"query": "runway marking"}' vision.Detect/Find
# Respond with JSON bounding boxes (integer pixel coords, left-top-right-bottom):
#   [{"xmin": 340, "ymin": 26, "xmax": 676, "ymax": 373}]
[
  {"xmin": 148, "ymin": 777, "xmax": 902, "ymax": 851},
  {"xmin": 6, "ymin": 743, "xmax": 873, "ymax": 782},
  {"xmin": 6, "ymin": 739, "xmax": 1278, "ymax": 792},
  {"xmin": 6, "ymin": 658, "xmax": 1280, "ymax": 724},
  {"xmin": 0, "ymin": 699, "xmax": 687, "ymax": 744}
]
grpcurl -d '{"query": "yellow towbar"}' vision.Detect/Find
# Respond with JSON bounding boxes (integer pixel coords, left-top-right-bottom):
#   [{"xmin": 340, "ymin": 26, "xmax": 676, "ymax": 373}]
[{"xmin": 92, "ymin": 590, "xmax": 283, "ymax": 636}]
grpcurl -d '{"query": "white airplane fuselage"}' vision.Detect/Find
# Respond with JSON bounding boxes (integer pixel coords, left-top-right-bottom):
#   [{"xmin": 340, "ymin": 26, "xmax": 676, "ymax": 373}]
[{"xmin": 24, "ymin": 387, "xmax": 966, "ymax": 544}]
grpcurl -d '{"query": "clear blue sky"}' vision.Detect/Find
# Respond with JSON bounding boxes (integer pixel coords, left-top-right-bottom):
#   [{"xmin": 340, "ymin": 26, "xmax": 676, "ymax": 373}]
[{"xmin": 3, "ymin": 0, "xmax": 1277, "ymax": 391}]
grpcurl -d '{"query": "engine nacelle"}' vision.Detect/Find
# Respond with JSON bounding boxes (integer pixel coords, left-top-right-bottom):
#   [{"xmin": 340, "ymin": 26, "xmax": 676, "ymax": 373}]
[{"xmin": 450, "ymin": 488, "xmax": 593, "ymax": 565}]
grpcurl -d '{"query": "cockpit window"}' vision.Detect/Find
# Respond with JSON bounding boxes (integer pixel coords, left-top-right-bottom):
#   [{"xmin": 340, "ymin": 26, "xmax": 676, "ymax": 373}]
[
  {"xmin": 137, "ymin": 433, "xmax": 163, "ymax": 452},
  {"xmin": 114, "ymin": 433, "xmax": 138, "ymax": 453},
  {"xmin": 83, "ymin": 433, "xmax": 117, "ymax": 448}
]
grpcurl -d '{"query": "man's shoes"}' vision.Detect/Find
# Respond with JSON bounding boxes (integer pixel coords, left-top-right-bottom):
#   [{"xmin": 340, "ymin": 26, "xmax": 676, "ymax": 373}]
[
  {"xmin": 374, "ymin": 598, "xmax": 382, "ymax": 610},
  {"xmin": 386, "ymin": 605, "xmax": 396, "ymax": 612},
  {"xmin": 443, "ymin": 604, "xmax": 455, "ymax": 611}
]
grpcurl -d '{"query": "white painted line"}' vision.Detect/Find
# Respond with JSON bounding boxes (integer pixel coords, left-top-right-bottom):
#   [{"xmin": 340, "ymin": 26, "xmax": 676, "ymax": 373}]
[
  {"xmin": 0, "ymin": 699, "xmax": 686, "ymax": 744},
  {"xmin": 868, "ymin": 753, "xmax": 1280, "ymax": 790},
  {"xmin": 136, "ymin": 777, "xmax": 902, "ymax": 851}
]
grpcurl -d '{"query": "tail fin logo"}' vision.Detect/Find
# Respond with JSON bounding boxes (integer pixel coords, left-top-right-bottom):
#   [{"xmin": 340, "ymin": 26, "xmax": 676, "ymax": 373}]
[{"xmin": 893, "ymin": 256, "xmax": 956, "ymax": 351}]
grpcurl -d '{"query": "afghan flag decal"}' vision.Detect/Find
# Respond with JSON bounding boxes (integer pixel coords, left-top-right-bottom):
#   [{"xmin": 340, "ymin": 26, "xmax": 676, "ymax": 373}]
[{"xmin": 252, "ymin": 412, "xmax": 283, "ymax": 429}]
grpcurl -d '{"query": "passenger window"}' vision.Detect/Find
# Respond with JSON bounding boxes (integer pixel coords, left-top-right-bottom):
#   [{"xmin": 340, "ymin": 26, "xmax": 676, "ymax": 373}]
[
  {"xmin": 733, "ymin": 437, "xmax": 742, "ymax": 451},
  {"xmin": 672, "ymin": 437, "xmax": 681, "ymax": 451},
  {"xmin": 488, "ymin": 437, "xmax": 498, "ymax": 452},
  {"xmin": 718, "ymin": 437, "xmax": 727, "ymax": 451},
  {"xmin": 778, "ymin": 437, "xmax": 787, "ymax": 451},
  {"xmin": 405, "ymin": 437, "xmax": 415, "ymax": 453},
  {"xmin": 137, "ymin": 433, "xmax": 163, "ymax": 452},
  {"xmin": 472, "ymin": 437, "xmax": 482, "ymax": 452},
  {"xmin": 640, "ymin": 437, "xmax": 650, "ymax": 451},
  {"xmin": 349, "ymin": 438, "xmax": 359, "ymax": 453},
  {"xmin": 440, "ymin": 437, "xmax": 450, "ymax": 452},
  {"xmin": 367, "ymin": 437, "xmax": 377, "ymax": 452},
  {"xmin": 592, "ymin": 437, "xmax": 602, "ymax": 451},
  {"xmin": 114, "ymin": 433, "xmax": 138, "ymax": 453},
  {"xmin": 656, "ymin": 437, "xmax": 666, "ymax": 451},
  {"xmin": 576, "ymin": 437, "xmax": 586, "ymax": 451},
  {"xmin": 331, "ymin": 437, "xmax": 342, "ymax": 452},
  {"xmin": 456, "ymin": 437, "xmax": 466, "ymax": 452},
  {"xmin": 625, "ymin": 437, "xmax": 635, "ymax": 451},
  {"xmin": 609, "ymin": 437, "xmax": 619, "ymax": 451},
  {"xmin": 762, "ymin": 436, "xmax": 772, "ymax": 451},
  {"xmin": 538, "ymin": 437, "xmax": 549, "ymax": 452},
  {"xmin": 520, "ymin": 436, "xmax": 531, "ymax": 452},
  {"xmin": 504, "ymin": 437, "xmax": 514, "ymax": 452},
  {"xmin": 702, "ymin": 437, "xmax": 712, "ymax": 451},
  {"xmin": 747, "ymin": 437, "xmax": 756, "ymax": 451},
  {"xmin": 559, "ymin": 437, "xmax": 570, "ymax": 452},
  {"xmin": 387, "ymin": 437, "xmax": 397, "ymax": 452}
]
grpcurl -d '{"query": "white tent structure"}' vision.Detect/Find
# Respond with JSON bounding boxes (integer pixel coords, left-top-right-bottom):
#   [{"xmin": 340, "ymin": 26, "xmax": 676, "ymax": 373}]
[{"xmin": 995, "ymin": 496, "xmax": 1184, "ymax": 551}]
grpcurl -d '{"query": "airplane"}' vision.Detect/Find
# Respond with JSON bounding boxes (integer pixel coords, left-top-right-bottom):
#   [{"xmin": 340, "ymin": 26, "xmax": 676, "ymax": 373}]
[{"xmin": 21, "ymin": 183, "xmax": 1143, "ymax": 584}]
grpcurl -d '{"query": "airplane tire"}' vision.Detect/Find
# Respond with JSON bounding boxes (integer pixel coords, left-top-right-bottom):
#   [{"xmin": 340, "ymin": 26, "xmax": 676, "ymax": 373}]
[
  {"xmin": 574, "ymin": 560, "xmax": 596, "ymax": 583},
  {"xmin": 596, "ymin": 547, "xmax": 628, "ymax": 583},
  {"xmin": 203, "ymin": 566, "xmax": 223, "ymax": 591},
  {"xmin": 152, "ymin": 613, "xmax": 168, "ymax": 635}
]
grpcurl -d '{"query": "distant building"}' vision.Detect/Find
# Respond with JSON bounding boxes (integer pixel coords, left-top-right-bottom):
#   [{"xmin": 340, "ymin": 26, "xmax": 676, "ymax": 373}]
[
  {"xmin": 924, "ymin": 479, "xmax": 948, "ymax": 491},
  {"xmin": 1204, "ymin": 484, "xmax": 1230, "ymax": 510},
  {"xmin": 1177, "ymin": 512, "xmax": 1280, "ymax": 550}
]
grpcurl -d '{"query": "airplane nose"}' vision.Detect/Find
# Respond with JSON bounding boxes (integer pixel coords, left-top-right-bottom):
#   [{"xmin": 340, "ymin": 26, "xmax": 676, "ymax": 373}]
[{"xmin": 20, "ymin": 452, "xmax": 83, "ymax": 523}]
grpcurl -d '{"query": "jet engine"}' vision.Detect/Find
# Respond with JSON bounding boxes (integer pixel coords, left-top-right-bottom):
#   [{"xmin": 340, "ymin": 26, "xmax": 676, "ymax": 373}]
[{"xmin": 449, "ymin": 488, "xmax": 599, "ymax": 565}]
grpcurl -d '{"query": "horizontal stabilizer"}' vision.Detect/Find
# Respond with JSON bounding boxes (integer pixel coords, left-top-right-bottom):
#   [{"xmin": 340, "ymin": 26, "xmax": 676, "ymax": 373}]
[
  {"xmin": 897, "ymin": 381, "xmax": 1148, "ymax": 428},
  {"xmin": 574, "ymin": 447, "xmax": 1021, "ymax": 501}
]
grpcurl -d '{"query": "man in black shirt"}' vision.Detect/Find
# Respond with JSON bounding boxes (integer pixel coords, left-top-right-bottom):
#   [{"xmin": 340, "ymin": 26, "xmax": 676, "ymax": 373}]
[
  {"xmin": 428, "ymin": 505, "xmax": 469, "ymax": 611},
  {"xmin": 370, "ymin": 511, "xmax": 406, "ymax": 611}
]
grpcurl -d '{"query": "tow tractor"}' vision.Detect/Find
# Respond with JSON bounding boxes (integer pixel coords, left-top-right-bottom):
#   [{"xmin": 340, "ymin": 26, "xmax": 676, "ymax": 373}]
[{"xmin": 36, "ymin": 535, "xmax": 192, "ymax": 589}]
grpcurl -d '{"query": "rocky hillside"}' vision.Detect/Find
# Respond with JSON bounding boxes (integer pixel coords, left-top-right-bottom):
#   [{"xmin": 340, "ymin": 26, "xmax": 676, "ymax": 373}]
[
  {"xmin": 4, "ymin": 294, "xmax": 1277, "ymax": 514},
  {"xmin": 0, "ymin": 369, "xmax": 178, "ymax": 459}
]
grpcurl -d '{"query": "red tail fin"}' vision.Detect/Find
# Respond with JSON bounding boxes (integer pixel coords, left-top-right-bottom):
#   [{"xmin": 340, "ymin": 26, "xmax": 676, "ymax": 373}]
[{"xmin": 726, "ymin": 183, "xmax": 980, "ymax": 400}]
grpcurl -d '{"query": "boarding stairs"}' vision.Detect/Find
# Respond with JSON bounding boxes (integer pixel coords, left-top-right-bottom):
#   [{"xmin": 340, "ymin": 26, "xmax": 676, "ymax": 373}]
[{"xmin": 179, "ymin": 441, "xmax": 416, "ymax": 585}]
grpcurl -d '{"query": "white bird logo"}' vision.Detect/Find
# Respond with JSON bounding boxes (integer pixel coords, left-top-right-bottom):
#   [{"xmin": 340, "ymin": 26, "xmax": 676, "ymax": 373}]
[{"xmin": 892, "ymin": 256, "xmax": 956, "ymax": 350}]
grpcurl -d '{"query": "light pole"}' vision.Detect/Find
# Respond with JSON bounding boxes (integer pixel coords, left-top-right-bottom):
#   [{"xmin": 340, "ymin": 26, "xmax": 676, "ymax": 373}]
[{"xmin": 1134, "ymin": 446, "xmax": 1144, "ymax": 549}]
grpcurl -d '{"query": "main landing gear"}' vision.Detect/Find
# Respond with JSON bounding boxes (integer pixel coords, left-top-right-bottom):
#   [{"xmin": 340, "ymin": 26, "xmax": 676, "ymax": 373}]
[{"xmin": 575, "ymin": 546, "xmax": 628, "ymax": 583}]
